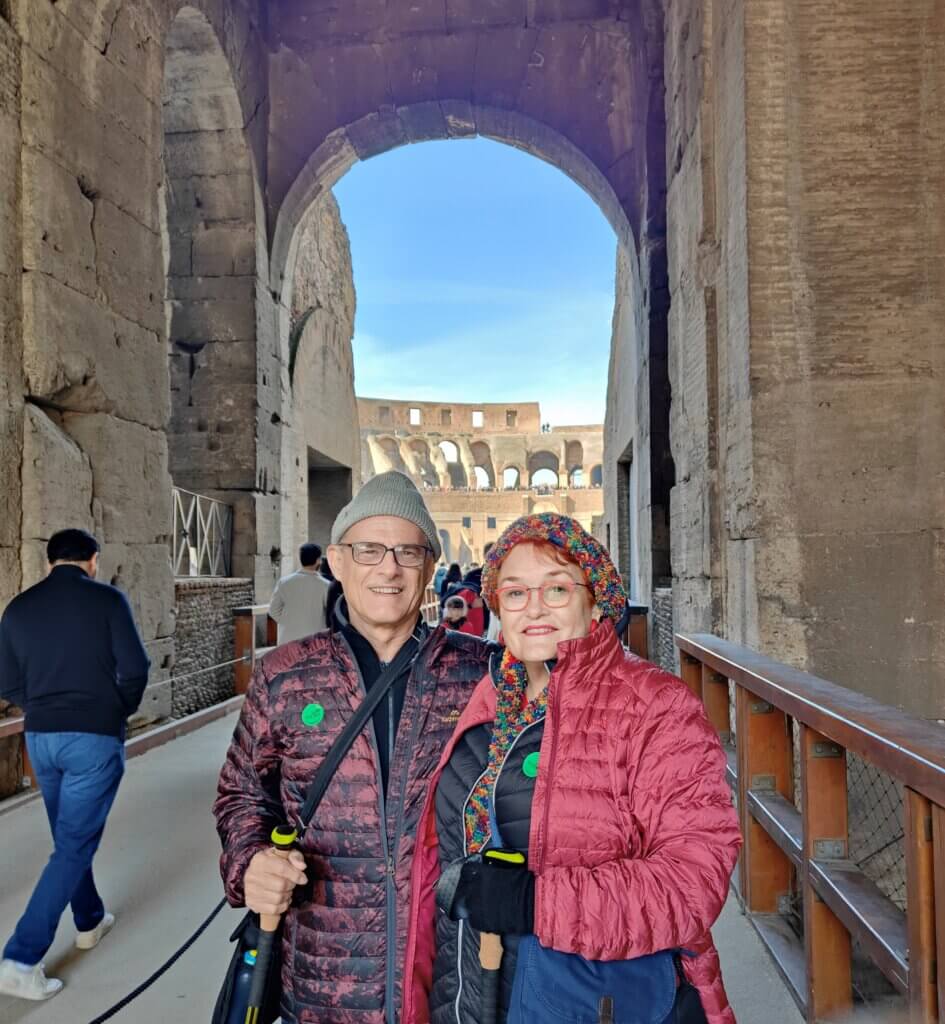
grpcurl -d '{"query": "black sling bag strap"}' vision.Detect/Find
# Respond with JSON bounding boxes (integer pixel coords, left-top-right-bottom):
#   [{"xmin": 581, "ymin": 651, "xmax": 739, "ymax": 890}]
[{"xmin": 295, "ymin": 635, "xmax": 419, "ymax": 830}]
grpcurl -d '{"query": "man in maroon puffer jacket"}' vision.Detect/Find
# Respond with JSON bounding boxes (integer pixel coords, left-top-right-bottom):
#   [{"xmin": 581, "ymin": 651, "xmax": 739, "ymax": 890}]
[{"xmin": 214, "ymin": 472, "xmax": 492, "ymax": 1024}]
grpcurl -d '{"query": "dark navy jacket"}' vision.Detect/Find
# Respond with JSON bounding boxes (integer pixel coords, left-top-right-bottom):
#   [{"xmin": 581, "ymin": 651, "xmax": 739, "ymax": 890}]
[{"xmin": 0, "ymin": 564, "xmax": 150, "ymax": 737}]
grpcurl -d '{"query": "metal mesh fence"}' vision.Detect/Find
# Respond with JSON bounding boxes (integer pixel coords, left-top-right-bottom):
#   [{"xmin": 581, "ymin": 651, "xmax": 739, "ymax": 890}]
[{"xmin": 847, "ymin": 754, "xmax": 906, "ymax": 909}]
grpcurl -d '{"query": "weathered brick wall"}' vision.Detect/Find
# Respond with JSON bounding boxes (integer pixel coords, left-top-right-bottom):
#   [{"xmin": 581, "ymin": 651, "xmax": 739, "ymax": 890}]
[
  {"xmin": 172, "ymin": 578, "xmax": 253, "ymax": 718},
  {"xmin": 651, "ymin": 587, "xmax": 676, "ymax": 674}
]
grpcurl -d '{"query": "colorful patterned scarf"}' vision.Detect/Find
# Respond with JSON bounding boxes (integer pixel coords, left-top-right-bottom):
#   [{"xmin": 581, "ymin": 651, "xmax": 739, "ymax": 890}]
[{"xmin": 464, "ymin": 648, "xmax": 547, "ymax": 854}]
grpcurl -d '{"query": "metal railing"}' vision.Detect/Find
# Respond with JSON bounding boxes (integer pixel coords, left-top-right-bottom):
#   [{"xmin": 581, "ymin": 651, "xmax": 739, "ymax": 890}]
[
  {"xmin": 677, "ymin": 632, "xmax": 944, "ymax": 1022},
  {"xmin": 172, "ymin": 487, "xmax": 233, "ymax": 577}
]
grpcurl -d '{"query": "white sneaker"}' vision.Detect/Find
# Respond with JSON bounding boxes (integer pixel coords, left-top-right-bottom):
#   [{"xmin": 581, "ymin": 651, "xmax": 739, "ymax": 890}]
[
  {"xmin": 0, "ymin": 958, "xmax": 63, "ymax": 1001},
  {"xmin": 75, "ymin": 911, "xmax": 115, "ymax": 950}
]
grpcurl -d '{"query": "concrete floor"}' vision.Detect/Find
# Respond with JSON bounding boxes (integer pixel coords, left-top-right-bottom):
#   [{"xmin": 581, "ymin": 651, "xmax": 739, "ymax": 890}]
[{"xmin": 0, "ymin": 714, "xmax": 802, "ymax": 1024}]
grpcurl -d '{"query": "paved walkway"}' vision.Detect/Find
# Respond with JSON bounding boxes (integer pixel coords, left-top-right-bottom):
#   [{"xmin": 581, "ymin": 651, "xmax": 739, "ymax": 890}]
[{"xmin": 0, "ymin": 714, "xmax": 802, "ymax": 1024}]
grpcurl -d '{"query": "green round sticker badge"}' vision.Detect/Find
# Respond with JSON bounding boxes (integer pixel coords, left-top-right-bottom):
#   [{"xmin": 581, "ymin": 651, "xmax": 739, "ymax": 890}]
[
  {"xmin": 301, "ymin": 702, "xmax": 325, "ymax": 727},
  {"xmin": 522, "ymin": 752, "xmax": 540, "ymax": 778}
]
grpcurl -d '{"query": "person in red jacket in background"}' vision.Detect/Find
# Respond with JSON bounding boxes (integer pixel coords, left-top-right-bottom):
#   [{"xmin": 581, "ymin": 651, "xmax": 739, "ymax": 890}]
[{"xmin": 401, "ymin": 513, "xmax": 742, "ymax": 1024}]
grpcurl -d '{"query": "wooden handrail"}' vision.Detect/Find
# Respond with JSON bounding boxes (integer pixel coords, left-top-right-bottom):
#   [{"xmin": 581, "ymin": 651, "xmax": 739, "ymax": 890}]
[
  {"xmin": 676, "ymin": 631, "xmax": 944, "ymax": 1022},
  {"xmin": 678, "ymin": 633, "xmax": 945, "ymax": 806}
]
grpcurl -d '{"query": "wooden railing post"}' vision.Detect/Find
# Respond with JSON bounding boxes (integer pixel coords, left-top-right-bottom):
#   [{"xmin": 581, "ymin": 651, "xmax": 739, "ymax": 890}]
[
  {"xmin": 679, "ymin": 652, "xmax": 702, "ymax": 701},
  {"xmin": 701, "ymin": 665, "xmax": 731, "ymax": 743},
  {"xmin": 233, "ymin": 609, "xmax": 255, "ymax": 695},
  {"xmin": 626, "ymin": 608, "xmax": 649, "ymax": 660},
  {"xmin": 933, "ymin": 803, "xmax": 944, "ymax": 1018},
  {"xmin": 800, "ymin": 725, "xmax": 852, "ymax": 1021},
  {"xmin": 905, "ymin": 788, "xmax": 938, "ymax": 1022},
  {"xmin": 736, "ymin": 685, "xmax": 794, "ymax": 914}
]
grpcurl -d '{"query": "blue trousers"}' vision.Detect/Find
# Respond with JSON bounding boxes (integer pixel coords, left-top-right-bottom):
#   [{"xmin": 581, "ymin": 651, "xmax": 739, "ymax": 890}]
[{"xmin": 3, "ymin": 732, "xmax": 125, "ymax": 965}]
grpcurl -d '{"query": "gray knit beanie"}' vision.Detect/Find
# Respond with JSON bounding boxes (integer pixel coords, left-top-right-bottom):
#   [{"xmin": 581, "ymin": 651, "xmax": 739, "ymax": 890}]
[{"xmin": 330, "ymin": 471, "xmax": 442, "ymax": 559}]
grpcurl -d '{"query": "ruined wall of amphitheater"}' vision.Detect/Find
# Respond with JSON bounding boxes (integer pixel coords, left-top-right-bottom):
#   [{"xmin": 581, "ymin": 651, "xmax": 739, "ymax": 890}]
[{"xmin": 359, "ymin": 403, "xmax": 603, "ymax": 565}]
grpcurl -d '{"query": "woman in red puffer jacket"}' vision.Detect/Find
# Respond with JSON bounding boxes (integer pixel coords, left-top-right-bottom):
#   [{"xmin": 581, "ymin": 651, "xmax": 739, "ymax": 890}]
[{"xmin": 401, "ymin": 513, "xmax": 742, "ymax": 1024}]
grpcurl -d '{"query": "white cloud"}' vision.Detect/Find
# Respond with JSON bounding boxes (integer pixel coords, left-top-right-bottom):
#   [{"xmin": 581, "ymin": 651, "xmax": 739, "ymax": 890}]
[{"xmin": 352, "ymin": 292, "xmax": 612, "ymax": 425}]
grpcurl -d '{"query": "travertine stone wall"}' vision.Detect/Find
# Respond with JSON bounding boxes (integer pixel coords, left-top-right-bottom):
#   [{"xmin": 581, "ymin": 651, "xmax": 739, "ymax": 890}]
[
  {"xmin": 0, "ymin": 15, "xmax": 22, "ymax": 614},
  {"xmin": 172, "ymin": 577, "xmax": 252, "ymax": 717},
  {"xmin": 609, "ymin": 0, "xmax": 945, "ymax": 718},
  {"xmin": 603, "ymin": 247, "xmax": 653, "ymax": 602},
  {"xmin": 739, "ymin": 0, "xmax": 945, "ymax": 715},
  {"xmin": 284, "ymin": 193, "xmax": 359, "ymax": 568}
]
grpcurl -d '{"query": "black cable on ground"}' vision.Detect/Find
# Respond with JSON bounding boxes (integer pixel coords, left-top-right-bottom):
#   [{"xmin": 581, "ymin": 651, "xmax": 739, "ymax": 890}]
[{"xmin": 86, "ymin": 897, "xmax": 228, "ymax": 1024}]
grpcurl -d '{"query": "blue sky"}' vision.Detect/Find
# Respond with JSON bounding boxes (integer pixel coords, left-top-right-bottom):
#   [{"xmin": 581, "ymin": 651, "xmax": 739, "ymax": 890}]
[{"xmin": 333, "ymin": 138, "xmax": 617, "ymax": 426}]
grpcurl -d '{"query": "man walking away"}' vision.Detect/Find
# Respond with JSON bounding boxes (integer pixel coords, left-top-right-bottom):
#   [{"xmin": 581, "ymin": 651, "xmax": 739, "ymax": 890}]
[
  {"xmin": 0, "ymin": 529, "xmax": 150, "ymax": 1001},
  {"xmin": 269, "ymin": 543, "xmax": 330, "ymax": 644}
]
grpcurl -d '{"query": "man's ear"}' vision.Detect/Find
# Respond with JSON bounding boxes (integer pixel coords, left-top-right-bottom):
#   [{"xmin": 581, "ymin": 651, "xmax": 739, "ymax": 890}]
[{"xmin": 326, "ymin": 545, "xmax": 344, "ymax": 579}]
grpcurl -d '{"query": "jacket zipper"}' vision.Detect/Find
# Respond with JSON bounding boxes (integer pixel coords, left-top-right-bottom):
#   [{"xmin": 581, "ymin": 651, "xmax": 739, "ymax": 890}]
[
  {"xmin": 387, "ymin": 670, "xmax": 424, "ymax": 1023},
  {"xmin": 453, "ymin": 718, "xmax": 543, "ymax": 1024},
  {"xmin": 537, "ymin": 673, "xmax": 562, "ymax": 876},
  {"xmin": 337, "ymin": 635, "xmax": 396, "ymax": 1024}
]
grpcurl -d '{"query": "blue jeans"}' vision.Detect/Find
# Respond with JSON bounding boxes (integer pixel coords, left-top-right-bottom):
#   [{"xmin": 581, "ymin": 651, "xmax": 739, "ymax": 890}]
[{"xmin": 3, "ymin": 732, "xmax": 125, "ymax": 965}]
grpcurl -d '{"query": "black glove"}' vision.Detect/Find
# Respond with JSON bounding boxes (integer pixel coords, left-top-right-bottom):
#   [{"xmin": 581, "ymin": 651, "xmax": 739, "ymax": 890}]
[{"xmin": 448, "ymin": 856, "xmax": 535, "ymax": 935}]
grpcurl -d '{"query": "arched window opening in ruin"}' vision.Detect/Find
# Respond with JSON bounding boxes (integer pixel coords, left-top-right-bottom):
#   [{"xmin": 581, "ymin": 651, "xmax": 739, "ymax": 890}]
[
  {"xmin": 162, "ymin": 5, "xmax": 258, "ymax": 581},
  {"xmin": 566, "ymin": 440, "xmax": 584, "ymax": 473},
  {"xmin": 408, "ymin": 440, "xmax": 437, "ymax": 487},
  {"xmin": 591, "ymin": 464, "xmax": 603, "ymax": 487},
  {"xmin": 470, "ymin": 441, "xmax": 495, "ymax": 488},
  {"xmin": 503, "ymin": 467, "xmax": 522, "ymax": 490},
  {"xmin": 274, "ymin": 131, "xmax": 662, "ymax": 589},
  {"xmin": 570, "ymin": 468, "xmax": 584, "ymax": 488},
  {"xmin": 531, "ymin": 468, "xmax": 558, "ymax": 489},
  {"xmin": 528, "ymin": 450, "xmax": 560, "ymax": 486}
]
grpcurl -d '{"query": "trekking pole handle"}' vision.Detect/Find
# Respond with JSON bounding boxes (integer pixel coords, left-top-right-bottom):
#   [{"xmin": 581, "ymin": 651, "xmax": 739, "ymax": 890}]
[
  {"xmin": 245, "ymin": 826, "xmax": 298, "ymax": 1024},
  {"xmin": 258, "ymin": 825, "xmax": 297, "ymax": 930}
]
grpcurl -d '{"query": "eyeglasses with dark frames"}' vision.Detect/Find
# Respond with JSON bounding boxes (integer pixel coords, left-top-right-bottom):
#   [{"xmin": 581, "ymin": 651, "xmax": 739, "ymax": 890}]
[
  {"xmin": 495, "ymin": 580, "xmax": 591, "ymax": 611},
  {"xmin": 334, "ymin": 542, "xmax": 433, "ymax": 568}
]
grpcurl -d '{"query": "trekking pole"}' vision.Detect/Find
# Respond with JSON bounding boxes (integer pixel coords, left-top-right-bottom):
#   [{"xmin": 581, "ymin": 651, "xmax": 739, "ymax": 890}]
[
  {"xmin": 478, "ymin": 930, "xmax": 503, "ymax": 1024},
  {"xmin": 243, "ymin": 825, "xmax": 298, "ymax": 1024},
  {"xmin": 478, "ymin": 848, "xmax": 526, "ymax": 1024}
]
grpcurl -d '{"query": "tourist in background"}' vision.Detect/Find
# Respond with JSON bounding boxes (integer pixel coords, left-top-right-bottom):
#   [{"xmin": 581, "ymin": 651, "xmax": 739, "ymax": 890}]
[
  {"xmin": 439, "ymin": 562, "xmax": 462, "ymax": 602},
  {"xmin": 268, "ymin": 542, "xmax": 330, "ymax": 644},
  {"xmin": 402, "ymin": 513, "xmax": 741, "ymax": 1024},
  {"xmin": 0, "ymin": 529, "xmax": 149, "ymax": 1002}
]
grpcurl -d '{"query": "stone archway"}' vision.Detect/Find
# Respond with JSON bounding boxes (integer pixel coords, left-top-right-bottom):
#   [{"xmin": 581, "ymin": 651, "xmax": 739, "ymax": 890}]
[{"xmin": 528, "ymin": 450, "xmax": 560, "ymax": 487}]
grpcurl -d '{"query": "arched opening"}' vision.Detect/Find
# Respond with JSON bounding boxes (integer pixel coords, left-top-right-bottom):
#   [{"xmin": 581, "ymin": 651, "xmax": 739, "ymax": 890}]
[
  {"xmin": 162, "ymin": 7, "xmax": 257, "ymax": 581},
  {"xmin": 437, "ymin": 440, "xmax": 468, "ymax": 489},
  {"xmin": 566, "ymin": 440, "xmax": 584, "ymax": 476},
  {"xmin": 570, "ymin": 468, "xmax": 585, "ymax": 488},
  {"xmin": 531, "ymin": 468, "xmax": 559, "ymax": 489},
  {"xmin": 528, "ymin": 450, "xmax": 560, "ymax": 488},
  {"xmin": 270, "ymin": 113, "xmax": 648, "ymax": 604},
  {"xmin": 590, "ymin": 464, "xmax": 603, "ymax": 487},
  {"xmin": 470, "ymin": 441, "xmax": 495, "ymax": 489},
  {"xmin": 407, "ymin": 439, "xmax": 437, "ymax": 488},
  {"xmin": 377, "ymin": 436, "xmax": 408, "ymax": 474},
  {"xmin": 503, "ymin": 466, "xmax": 522, "ymax": 490}
]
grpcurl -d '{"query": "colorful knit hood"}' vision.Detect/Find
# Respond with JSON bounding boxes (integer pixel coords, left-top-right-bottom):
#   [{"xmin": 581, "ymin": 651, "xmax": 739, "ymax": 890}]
[{"xmin": 481, "ymin": 512, "xmax": 627, "ymax": 622}]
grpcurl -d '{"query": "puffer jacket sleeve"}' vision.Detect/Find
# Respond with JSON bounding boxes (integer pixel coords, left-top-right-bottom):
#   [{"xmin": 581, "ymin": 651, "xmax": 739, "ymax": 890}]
[
  {"xmin": 213, "ymin": 664, "xmax": 283, "ymax": 907},
  {"xmin": 535, "ymin": 682, "xmax": 741, "ymax": 960}
]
